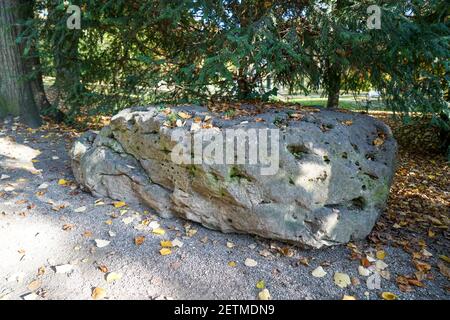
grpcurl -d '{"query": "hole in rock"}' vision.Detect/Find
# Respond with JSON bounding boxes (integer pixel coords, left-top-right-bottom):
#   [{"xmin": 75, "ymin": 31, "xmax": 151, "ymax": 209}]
[
  {"xmin": 287, "ymin": 144, "xmax": 309, "ymax": 160},
  {"xmin": 351, "ymin": 197, "xmax": 366, "ymax": 210},
  {"xmin": 365, "ymin": 153, "xmax": 376, "ymax": 161},
  {"xmin": 351, "ymin": 143, "xmax": 359, "ymax": 153}
]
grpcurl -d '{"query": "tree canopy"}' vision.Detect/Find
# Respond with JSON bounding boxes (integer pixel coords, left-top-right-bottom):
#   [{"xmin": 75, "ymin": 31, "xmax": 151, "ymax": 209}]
[{"xmin": 4, "ymin": 0, "xmax": 449, "ymax": 129}]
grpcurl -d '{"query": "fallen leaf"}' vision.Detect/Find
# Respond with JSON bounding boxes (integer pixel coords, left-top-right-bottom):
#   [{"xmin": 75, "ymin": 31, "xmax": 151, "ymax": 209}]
[
  {"xmin": 54, "ymin": 264, "xmax": 73, "ymax": 274},
  {"xmin": 258, "ymin": 288, "xmax": 271, "ymax": 300},
  {"xmin": 256, "ymin": 280, "xmax": 265, "ymax": 289},
  {"xmin": 83, "ymin": 231, "xmax": 93, "ymax": 237},
  {"xmin": 381, "ymin": 292, "xmax": 398, "ymax": 300},
  {"xmin": 244, "ymin": 258, "xmax": 257, "ymax": 267},
  {"xmin": 414, "ymin": 260, "xmax": 431, "ymax": 272},
  {"xmin": 134, "ymin": 236, "xmax": 145, "ymax": 246},
  {"xmin": 439, "ymin": 255, "xmax": 450, "ymax": 264},
  {"xmin": 178, "ymin": 111, "xmax": 192, "ymax": 119},
  {"xmin": 358, "ymin": 266, "xmax": 371, "ymax": 277},
  {"xmin": 122, "ymin": 217, "xmax": 134, "ymax": 224},
  {"xmin": 91, "ymin": 287, "xmax": 106, "ymax": 300},
  {"xmin": 334, "ymin": 272, "xmax": 351, "ymax": 288},
  {"xmin": 113, "ymin": 201, "xmax": 126, "ymax": 208},
  {"xmin": 106, "ymin": 272, "xmax": 122, "ymax": 283},
  {"xmin": 152, "ymin": 228, "xmax": 166, "ymax": 235},
  {"xmin": 375, "ymin": 260, "xmax": 388, "ymax": 271},
  {"xmin": 37, "ymin": 266, "xmax": 45, "ymax": 276},
  {"xmin": 160, "ymin": 240, "xmax": 173, "ymax": 248},
  {"xmin": 98, "ymin": 265, "xmax": 108, "ymax": 273},
  {"xmin": 438, "ymin": 262, "xmax": 450, "ymax": 279},
  {"xmin": 342, "ymin": 295, "xmax": 356, "ymax": 300},
  {"xmin": 312, "ymin": 266, "xmax": 327, "ymax": 278},
  {"xmin": 367, "ymin": 273, "xmax": 381, "ymax": 290},
  {"xmin": 228, "ymin": 261, "xmax": 237, "ymax": 267},
  {"xmin": 160, "ymin": 248, "xmax": 172, "ymax": 256},
  {"xmin": 62, "ymin": 223, "xmax": 74, "ymax": 231},
  {"xmin": 376, "ymin": 250, "xmax": 386, "ymax": 260},
  {"xmin": 226, "ymin": 241, "xmax": 235, "ymax": 248},
  {"xmin": 37, "ymin": 183, "xmax": 48, "ymax": 189},
  {"xmin": 74, "ymin": 206, "xmax": 86, "ymax": 213},
  {"xmin": 27, "ymin": 280, "xmax": 41, "ymax": 291},
  {"xmin": 172, "ymin": 238, "xmax": 184, "ymax": 248},
  {"xmin": 58, "ymin": 179, "xmax": 68, "ymax": 186},
  {"xmin": 297, "ymin": 257, "xmax": 310, "ymax": 266},
  {"xmin": 407, "ymin": 279, "xmax": 424, "ymax": 287},
  {"xmin": 95, "ymin": 239, "xmax": 110, "ymax": 248}
]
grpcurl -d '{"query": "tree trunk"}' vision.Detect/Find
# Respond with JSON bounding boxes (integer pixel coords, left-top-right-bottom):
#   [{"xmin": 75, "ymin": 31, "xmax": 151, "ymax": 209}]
[
  {"xmin": 21, "ymin": 0, "xmax": 53, "ymax": 113},
  {"xmin": 51, "ymin": 0, "xmax": 83, "ymax": 112},
  {"xmin": 0, "ymin": 0, "xmax": 41, "ymax": 127},
  {"xmin": 325, "ymin": 61, "xmax": 341, "ymax": 109}
]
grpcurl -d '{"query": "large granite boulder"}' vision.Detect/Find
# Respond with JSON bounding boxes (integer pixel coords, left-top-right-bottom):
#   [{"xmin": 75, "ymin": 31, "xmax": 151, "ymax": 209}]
[{"xmin": 70, "ymin": 105, "xmax": 397, "ymax": 248}]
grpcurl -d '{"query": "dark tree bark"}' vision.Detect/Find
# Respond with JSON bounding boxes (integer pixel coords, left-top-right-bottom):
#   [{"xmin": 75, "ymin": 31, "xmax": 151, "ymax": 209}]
[
  {"xmin": 0, "ymin": 0, "xmax": 41, "ymax": 127},
  {"xmin": 325, "ymin": 62, "xmax": 341, "ymax": 109}
]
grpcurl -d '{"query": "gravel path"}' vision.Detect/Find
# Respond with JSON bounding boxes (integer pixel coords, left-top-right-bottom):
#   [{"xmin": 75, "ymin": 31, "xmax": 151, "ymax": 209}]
[{"xmin": 0, "ymin": 118, "xmax": 448, "ymax": 300}]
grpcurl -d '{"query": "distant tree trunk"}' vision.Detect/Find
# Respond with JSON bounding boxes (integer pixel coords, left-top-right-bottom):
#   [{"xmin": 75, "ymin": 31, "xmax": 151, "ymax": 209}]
[
  {"xmin": 50, "ymin": 0, "xmax": 83, "ymax": 113},
  {"xmin": 0, "ymin": 0, "xmax": 41, "ymax": 127},
  {"xmin": 21, "ymin": 0, "xmax": 53, "ymax": 113},
  {"xmin": 325, "ymin": 60, "xmax": 341, "ymax": 109}
]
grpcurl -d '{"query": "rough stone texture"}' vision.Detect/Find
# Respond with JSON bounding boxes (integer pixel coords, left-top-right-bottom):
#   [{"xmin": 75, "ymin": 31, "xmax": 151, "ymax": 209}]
[{"xmin": 70, "ymin": 105, "xmax": 397, "ymax": 248}]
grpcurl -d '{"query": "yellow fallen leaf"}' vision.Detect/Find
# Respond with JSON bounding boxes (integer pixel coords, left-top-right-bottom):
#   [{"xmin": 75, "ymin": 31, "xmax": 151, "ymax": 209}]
[
  {"xmin": 256, "ymin": 280, "xmax": 265, "ymax": 289},
  {"xmin": 105, "ymin": 220, "xmax": 112, "ymax": 225},
  {"xmin": 58, "ymin": 179, "xmax": 68, "ymax": 185},
  {"xmin": 106, "ymin": 272, "xmax": 122, "ymax": 283},
  {"xmin": 376, "ymin": 250, "xmax": 386, "ymax": 260},
  {"xmin": 160, "ymin": 248, "xmax": 172, "ymax": 256},
  {"xmin": 113, "ymin": 201, "xmax": 126, "ymax": 208},
  {"xmin": 152, "ymin": 228, "xmax": 166, "ymax": 235},
  {"xmin": 334, "ymin": 272, "xmax": 351, "ymax": 288},
  {"xmin": 258, "ymin": 288, "xmax": 271, "ymax": 300},
  {"xmin": 160, "ymin": 240, "xmax": 173, "ymax": 248},
  {"xmin": 178, "ymin": 111, "xmax": 192, "ymax": 119},
  {"xmin": 37, "ymin": 266, "xmax": 45, "ymax": 276},
  {"xmin": 92, "ymin": 287, "xmax": 106, "ymax": 300},
  {"xmin": 439, "ymin": 255, "xmax": 450, "ymax": 264},
  {"xmin": 381, "ymin": 292, "xmax": 398, "ymax": 300},
  {"xmin": 342, "ymin": 295, "xmax": 356, "ymax": 300},
  {"xmin": 228, "ymin": 261, "xmax": 237, "ymax": 267}
]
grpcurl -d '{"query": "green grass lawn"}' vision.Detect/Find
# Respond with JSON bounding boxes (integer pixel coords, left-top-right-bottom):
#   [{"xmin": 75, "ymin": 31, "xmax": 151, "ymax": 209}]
[{"xmin": 275, "ymin": 95, "xmax": 388, "ymax": 111}]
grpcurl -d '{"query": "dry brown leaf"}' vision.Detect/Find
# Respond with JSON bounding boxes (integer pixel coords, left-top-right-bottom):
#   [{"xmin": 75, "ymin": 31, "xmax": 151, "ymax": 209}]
[
  {"xmin": 91, "ymin": 287, "xmax": 106, "ymax": 300},
  {"xmin": 134, "ymin": 236, "xmax": 145, "ymax": 246}
]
